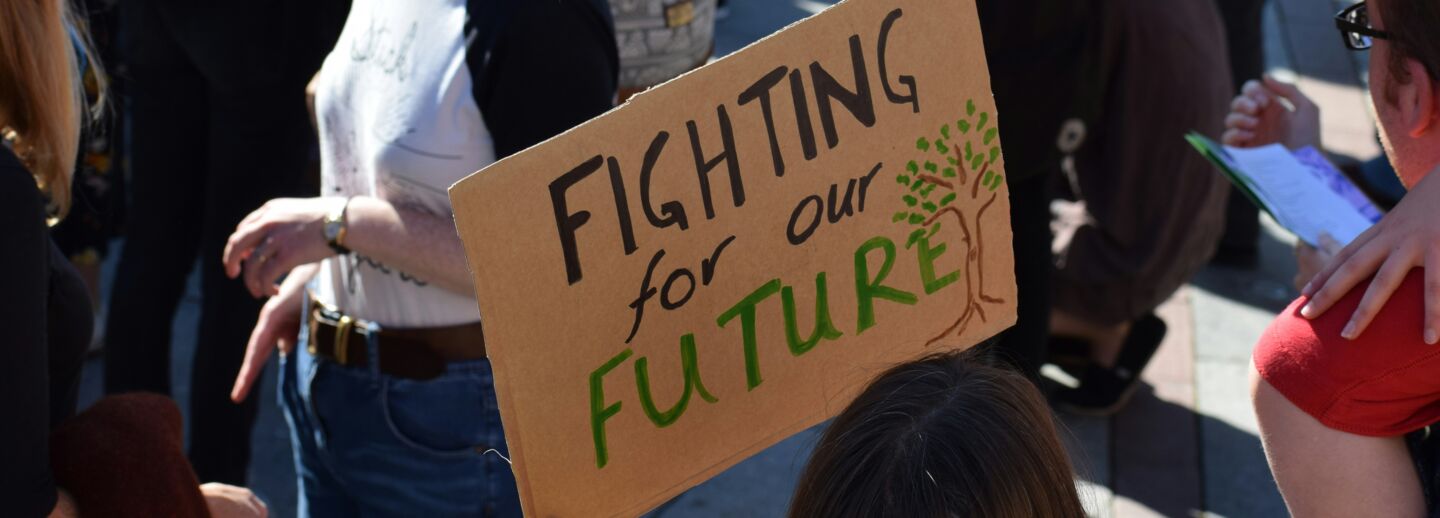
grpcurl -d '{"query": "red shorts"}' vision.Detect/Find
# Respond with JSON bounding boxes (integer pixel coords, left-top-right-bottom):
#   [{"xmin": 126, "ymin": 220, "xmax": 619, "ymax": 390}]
[{"xmin": 1255, "ymin": 270, "xmax": 1440, "ymax": 437}]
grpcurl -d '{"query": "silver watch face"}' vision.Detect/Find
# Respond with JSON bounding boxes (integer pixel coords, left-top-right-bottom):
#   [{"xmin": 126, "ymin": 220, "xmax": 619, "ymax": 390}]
[{"xmin": 324, "ymin": 218, "xmax": 342, "ymax": 242}]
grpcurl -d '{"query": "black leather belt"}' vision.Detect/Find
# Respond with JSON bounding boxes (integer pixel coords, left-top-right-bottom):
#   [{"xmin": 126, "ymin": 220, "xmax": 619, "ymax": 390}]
[{"xmin": 307, "ymin": 299, "xmax": 487, "ymax": 381}]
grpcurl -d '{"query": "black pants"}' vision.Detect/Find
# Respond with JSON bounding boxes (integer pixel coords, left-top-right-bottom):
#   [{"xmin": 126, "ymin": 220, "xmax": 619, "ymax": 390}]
[
  {"xmin": 103, "ymin": 1, "xmax": 314, "ymax": 485},
  {"xmin": 986, "ymin": 171, "xmax": 1054, "ymax": 380},
  {"xmin": 1215, "ymin": 0, "xmax": 1267, "ymax": 259}
]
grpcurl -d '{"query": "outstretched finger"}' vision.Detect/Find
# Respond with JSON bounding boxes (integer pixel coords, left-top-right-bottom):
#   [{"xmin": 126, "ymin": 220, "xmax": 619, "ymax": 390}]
[
  {"xmin": 1301, "ymin": 234, "xmax": 1387, "ymax": 319},
  {"xmin": 232, "ymin": 317, "xmax": 278, "ymax": 402},
  {"xmin": 1304, "ymin": 223, "xmax": 1381, "ymax": 297},
  {"xmin": 1425, "ymin": 252, "xmax": 1440, "ymax": 344},
  {"xmin": 1263, "ymin": 74, "xmax": 1307, "ymax": 107},
  {"xmin": 1341, "ymin": 252, "xmax": 1413, "ymax": 340}
]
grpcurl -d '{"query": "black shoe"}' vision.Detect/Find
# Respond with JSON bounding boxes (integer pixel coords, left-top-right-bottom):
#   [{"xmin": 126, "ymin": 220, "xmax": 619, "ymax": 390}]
[
  {"xmin": 1047, "ymin": 335, "xmax": 1093, "ymax": 378},
  {"xmin": 1053, "ymin": 313, "xmax": 1168, "ymax": 417}
]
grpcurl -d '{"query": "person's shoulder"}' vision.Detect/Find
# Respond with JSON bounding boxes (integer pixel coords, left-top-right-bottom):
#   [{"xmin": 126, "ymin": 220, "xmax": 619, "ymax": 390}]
[
  {"xmin": 1257, "ymin": 270, "xmax": 1428, "ymax": 374},
  {"xmin": 508, "ymin": 0, "xmax": 612, "ymax": 37}
]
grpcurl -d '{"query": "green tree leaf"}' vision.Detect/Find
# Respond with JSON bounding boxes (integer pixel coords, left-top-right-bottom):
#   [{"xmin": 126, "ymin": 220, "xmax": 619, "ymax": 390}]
[
  {"xmin": 984, "ymin": 127, "xmax": 998, "ymax": 145},
  {"xmin": 916, "ymin": 137, "xmax": 930, "ymax": 151},
  {"xmin": 903, "ymin": 194, "xmax": 918, "ymax": 207},
  {"xmin": 939, "ymin": 192, "xmax": 957, "ymax": 206},
  {"xmin": 966, "ymin": 99, "xmax": 976, "ymax": 117},
  {"xmin": 922, "ymin": 201, "xmax": 937, "ymax": 213},
  {"xmin": 942, "ymin": 167, "xmax": 956, "ymax": 178}
]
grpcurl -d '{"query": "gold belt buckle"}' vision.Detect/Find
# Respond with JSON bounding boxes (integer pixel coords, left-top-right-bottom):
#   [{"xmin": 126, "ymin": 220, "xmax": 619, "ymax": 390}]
[{"xmin": 334, "ymin": 315, "xmax": 354, "ymax": 365}]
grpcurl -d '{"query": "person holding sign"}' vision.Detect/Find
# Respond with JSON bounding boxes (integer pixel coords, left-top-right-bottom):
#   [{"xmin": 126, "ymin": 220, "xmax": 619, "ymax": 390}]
[
  {"xmin": 1239, "ymin": 0, "xmax": 1440, "ymax": 515},
  {"xmin": 220, "ymin": 0, "xmax": 619, "ymax": 515}
]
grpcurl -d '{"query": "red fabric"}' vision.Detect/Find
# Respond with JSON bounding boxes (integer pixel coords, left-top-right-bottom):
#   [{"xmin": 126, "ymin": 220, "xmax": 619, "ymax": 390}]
[
  {"xmin": 1255, "ymin": 269, "xmax": 1440, "ymax": 437},
  {"xmin": 48, "ymin": 393, "xmax": 211, "ymax": 518}
]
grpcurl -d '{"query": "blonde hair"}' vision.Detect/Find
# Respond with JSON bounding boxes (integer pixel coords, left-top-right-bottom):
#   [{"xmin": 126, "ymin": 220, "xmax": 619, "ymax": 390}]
[{"xmin": 0, "ymin": 0, "xmax": 104, "ymax": 220}]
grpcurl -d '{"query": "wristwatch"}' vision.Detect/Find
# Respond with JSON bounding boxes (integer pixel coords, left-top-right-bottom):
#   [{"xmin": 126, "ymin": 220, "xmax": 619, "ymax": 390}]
[{"xmin": 323, "ymin": 197, "xmax": 352, "ymax": 255}]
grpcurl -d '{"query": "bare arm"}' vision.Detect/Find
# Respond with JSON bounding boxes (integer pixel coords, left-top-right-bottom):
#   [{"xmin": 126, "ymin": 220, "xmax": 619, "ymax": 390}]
[
  {"xmin": 344, "ymin": 196, "xmax": 475, "ymax": 296},
  {"xmin": 223, "ymin": 195, "xmax": 474, "ymax": 300}
]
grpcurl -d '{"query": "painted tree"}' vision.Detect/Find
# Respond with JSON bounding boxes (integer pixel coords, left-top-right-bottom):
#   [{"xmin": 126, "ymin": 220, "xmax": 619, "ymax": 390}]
[{"xmin": 892, "ymin": 99, "xmax": 1007, "ymax": 345}]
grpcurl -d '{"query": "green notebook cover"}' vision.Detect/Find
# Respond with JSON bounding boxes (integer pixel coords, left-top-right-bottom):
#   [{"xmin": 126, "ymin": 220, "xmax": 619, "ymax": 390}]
[{"xmin": 1185, "ymin": 131, "xmax": 1276, "ymax": 221}]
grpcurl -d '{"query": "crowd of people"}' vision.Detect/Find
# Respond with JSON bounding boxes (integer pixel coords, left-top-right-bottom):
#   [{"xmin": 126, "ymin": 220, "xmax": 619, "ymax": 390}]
[{"xmin": 4, "ymin": 0, "xmax": 1437, "ymax": 516}]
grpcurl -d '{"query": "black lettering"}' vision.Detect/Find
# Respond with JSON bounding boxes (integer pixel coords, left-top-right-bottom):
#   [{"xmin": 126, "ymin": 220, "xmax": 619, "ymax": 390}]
[
  {"xmin": 809, "ymin": 35, "xmax": 876, "ymax": 149},
  {"xmin": 857, "ymin": 162, "xmax": 882, "ymax": 212},
  {"xmin": 661, "ymin": 268, "xmax": 697, "ymax": 310},
  {"xmin": 787, "ymin": 194, "xmax": 824, "ymax": 245},
  {"xmin": 826, "ymin": 179, "xmax": 857, "ymax": 223},
  {"xmin": 606, "ymin": 153, "xmax": 639, "ymax": 255},
  {"xmin": 688, "ymin": 105, "xmax": 745, "ymax": 220},
  {"xmin": 701, "ymin": 235, "xmax": 737, "ymax": 285},
  {"xmin": 738, "ymin": 66, "xmax": 790, "ymax": 177},
  {"xmin": 550, "ymin": 156, "xmax": 602, "ymax": 285},
  {"xmin": 638, "ymin": 132, "xmax": 690, "ymax": 230},
  {"xmin": 878, "ymin": 9, "xmax": 919, "ymax": 113},
  {"xmin": 624, "ymin": 249, "xmax": 665, "ymax": 343},
  {"xmin": 788, "ymin": 69, "xmax": 819, "ymax": 160}
]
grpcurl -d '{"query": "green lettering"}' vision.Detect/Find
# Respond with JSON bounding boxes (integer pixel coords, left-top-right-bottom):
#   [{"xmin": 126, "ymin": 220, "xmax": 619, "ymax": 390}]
[
  {"xmin": 854, "ymin": 236, "xmax": 918, "ymax": 334},
  {"xmin": 634, "ymin": 334, "xmax": 719, "ymax": 427},
  {"xmin": 590, "ymin": 349, "xmax": 634, "ymax": 469},
  {"xmin": 782, "ymin": 272, "xmax": 844, "ymax": 356},
  {"xmin": 716, "ymin": 279, "xmax": 782, "ymax": 390},
  {"xmin": 915, "ymin": 236, "xmax": 960, "ymax": 295}
]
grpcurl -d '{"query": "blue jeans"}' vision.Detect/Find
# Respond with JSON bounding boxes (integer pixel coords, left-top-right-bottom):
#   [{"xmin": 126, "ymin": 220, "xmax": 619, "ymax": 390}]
[{"xmin": 279, "ymin": 307, "xmax": 521, "ymax": 517}]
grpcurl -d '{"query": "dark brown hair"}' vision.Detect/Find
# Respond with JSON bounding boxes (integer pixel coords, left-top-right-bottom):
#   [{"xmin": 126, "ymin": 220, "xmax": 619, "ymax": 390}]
[
  {"xmin": 789, "ymin": 350, "xmax": 1084, "ymax": 518},
  {"xmin": 1375, "ymin": 0, "xmax": 1440, "ymax": 99}
]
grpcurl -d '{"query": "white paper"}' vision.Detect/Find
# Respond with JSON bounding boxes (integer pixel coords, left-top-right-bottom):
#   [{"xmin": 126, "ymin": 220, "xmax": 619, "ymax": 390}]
[{"xmin": 1222, "ymin": 144, "xmax": 1373, "ymax": 246}]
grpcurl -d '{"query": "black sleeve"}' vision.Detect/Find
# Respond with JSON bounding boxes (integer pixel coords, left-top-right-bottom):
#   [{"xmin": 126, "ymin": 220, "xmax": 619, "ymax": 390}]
[
  {"xmin": 0, "ymin": 150, "xmax": 58, "ymax": 518},
  {"xmin": 476, "ymin": 0, "xmax": 620, "ymax": 159}
]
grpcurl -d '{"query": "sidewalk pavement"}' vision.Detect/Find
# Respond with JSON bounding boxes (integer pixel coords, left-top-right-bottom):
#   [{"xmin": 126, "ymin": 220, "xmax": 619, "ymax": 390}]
[{"xmin": 76, "ymin": 1, "xmax": 1378, "ymax": 516}]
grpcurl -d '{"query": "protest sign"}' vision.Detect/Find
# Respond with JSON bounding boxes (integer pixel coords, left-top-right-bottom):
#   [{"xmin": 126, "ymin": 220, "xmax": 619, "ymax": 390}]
[{"xmin": 449, "ymin": 0, "xmax": 1014, "ymax": 515}]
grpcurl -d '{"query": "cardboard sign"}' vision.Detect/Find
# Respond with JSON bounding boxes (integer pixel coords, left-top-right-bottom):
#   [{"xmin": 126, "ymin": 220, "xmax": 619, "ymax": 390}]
[{"xmin": 449, "ymin": 0, "xmax": 1014, "ymax": 515}]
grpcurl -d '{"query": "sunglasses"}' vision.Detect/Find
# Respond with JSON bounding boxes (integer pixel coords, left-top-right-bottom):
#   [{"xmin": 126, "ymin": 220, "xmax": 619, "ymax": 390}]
[{"xmin": 1335, "ymin": 1, "xmax": 1391, "ymax": 50}]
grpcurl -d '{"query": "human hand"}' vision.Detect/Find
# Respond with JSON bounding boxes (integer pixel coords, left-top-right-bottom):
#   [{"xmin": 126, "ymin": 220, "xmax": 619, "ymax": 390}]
[
  {"xmin": 1301, "ymin": 167, "xmax": 1440, "ymax": 343},
  {"xmin": 231, "ymin": 263, "xmax": 314, "ymax": 403},
  {"xmin": 1222, "ymin": 75, "xmax": 1321, "ymax": 150},
  {"xmin": 200, "ymin": 483, "xmax": 268, "ymax": 518},
  {"xmin": 223, "ymin": 197, "xmax": 342, "ymax": 298},
  {"xmin": 1293, "ymin": 233, "xmax": 1342, "ymax": 292}
]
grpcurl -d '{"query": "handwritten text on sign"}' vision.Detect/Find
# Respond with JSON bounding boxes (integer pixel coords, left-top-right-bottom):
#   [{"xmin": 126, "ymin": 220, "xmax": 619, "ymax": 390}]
[{"xmin": 449, "ymin": 0, "xmax": 1015, "ymax": 516}]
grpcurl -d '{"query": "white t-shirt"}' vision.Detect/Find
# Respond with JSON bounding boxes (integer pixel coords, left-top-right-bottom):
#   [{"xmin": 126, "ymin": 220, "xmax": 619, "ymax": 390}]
[{"xmin": 312, "ymin": 0, "xmax": 492, "ymax": 327}]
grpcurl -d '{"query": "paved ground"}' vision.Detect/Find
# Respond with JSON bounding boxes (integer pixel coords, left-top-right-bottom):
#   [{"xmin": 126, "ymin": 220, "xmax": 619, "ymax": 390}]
[{"xmin": 76, "ymin": 0, "xmax": 1378, "ymax": 516}]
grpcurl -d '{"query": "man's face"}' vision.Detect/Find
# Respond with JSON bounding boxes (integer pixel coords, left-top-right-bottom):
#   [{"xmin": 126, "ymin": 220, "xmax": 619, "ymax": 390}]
[
  {"xmin": 1369, "ymin": 0, "xmax": 1435, "ymax": 188},
  {"xmin": 1368, "ymin": 0, "xmax": 1413, "ymax": 185}
]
